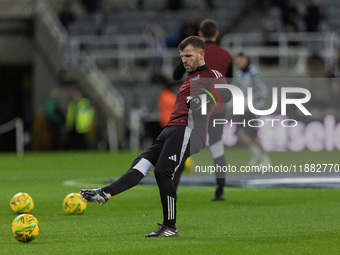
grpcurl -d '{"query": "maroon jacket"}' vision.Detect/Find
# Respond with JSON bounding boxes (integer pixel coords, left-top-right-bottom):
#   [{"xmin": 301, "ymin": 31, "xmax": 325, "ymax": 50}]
[{"xmin": 168, "ymin": 65, "xmax": 227, "ymax": 141}]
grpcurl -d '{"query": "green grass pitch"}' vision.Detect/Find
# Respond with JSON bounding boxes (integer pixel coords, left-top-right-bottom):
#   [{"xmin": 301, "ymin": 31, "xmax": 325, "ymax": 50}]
[{"xmin": 1, "ymin": 150, "xmax": 340, "ymax": 254}]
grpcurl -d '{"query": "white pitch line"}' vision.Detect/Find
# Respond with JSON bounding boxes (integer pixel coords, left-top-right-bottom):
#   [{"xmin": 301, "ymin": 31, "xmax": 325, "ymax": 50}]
[
  {"xmin": 247, "ymin": 177, "xmax": 340, "ymax": 185},
  {"xmin": 62, "ymin": 178, "xmax": 111, "ymax": 188},
  {"xmin": 63, "ymin": 177, "xmax": 340, "ymax": 188}
]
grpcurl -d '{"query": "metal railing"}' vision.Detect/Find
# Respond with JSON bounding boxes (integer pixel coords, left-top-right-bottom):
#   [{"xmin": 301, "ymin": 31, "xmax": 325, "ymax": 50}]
[
  {"xmin": 0, "ymin": 118, "xmax": 24, "ymax": 156},
  {"xmin": 69, "ymin": 34, "xmax": 180, "ymax": 76},
  {"xmin": 68, "ymin": 32, "xmax": 339, "ymax": 77},
  {"xmin": 220, "ymin": 32, "xmax": 339, "ymax": 73}
]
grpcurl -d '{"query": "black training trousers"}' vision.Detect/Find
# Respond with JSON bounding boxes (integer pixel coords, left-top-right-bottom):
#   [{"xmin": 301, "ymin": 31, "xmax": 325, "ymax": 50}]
[{"xmin": 103, "ymin": 125, "xmax": 204, "ymax": 228}]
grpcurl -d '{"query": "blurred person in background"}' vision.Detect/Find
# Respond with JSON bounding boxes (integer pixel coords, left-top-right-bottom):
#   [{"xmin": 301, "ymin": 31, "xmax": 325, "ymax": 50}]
[
  {"xmin": 150, "ymin": 65, "xmax": 170, "ymax": 86},
  {"xmin": 45, "ymin": 87, "xmax": 64, "ymax": 150},
  {"xmin": 304, "ymin": 0, "xmax": 320, "ymax": 32},
  {"xmin": 177, "ymin": 18, "xmax": 199, "ymax": 46},
  {"xmin": 165, "ymin": 0, "xmax": 183, "ymax": 11},
  {"xmin": 145, "ymin": 17, "xmax": 167, "ymax": 69},
  {"xmin": 327, "ymin": 49, "xmax": 340, "ymax": 78},
  {"xmin": 81, "ymin": 0, "xmax": 101, "ymax": 15},
  {"xmin": 234, "ymin": 53, "xmax": 270, "ymax": 166},
  {"xmin": 173, "ymin": 19, "xmax": 233, "ymax": 201},
  {"xmin": 81, "ymin": 0, "xmax": 107, "ymax": 35},
  {"xmin": 261, "ymin": 22, "xmax": 279, "ymax": 65},
  {"xmin": 66, "ymin": 89, "xmax": 94, "ymax": 150},
  {"xmin": 328, "ymin": 80, "xmax": 340, "ymax": 109},
  {"xmin": 281, "ymin": 0, "xmax": 300, "ymax": 31},
  {"xmin": 262, "ymin": 22, "xmax": 279, "ymax": 48},
  {"xmin": 158, "ymin": 83, "xmax": 177, "ymax": 129},
  {"xmin": 58, "ymin": 1, "xmax": 76, "ymax": 30},
  {"xmin": 285, "ymin": 22, "xmax": 300, "ymax": 47}
]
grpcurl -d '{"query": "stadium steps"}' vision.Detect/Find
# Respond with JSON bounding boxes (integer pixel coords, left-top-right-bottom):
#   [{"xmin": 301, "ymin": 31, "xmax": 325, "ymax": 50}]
[{"xmin": 66, "ymin": 0, "xmax": 243, "ymax": 36}]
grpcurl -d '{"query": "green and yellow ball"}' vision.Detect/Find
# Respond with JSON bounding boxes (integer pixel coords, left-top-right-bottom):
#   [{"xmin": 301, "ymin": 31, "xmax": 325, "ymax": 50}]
[
  {"xmin": 11, "ymin": 214, "xmax": 40, "ymax": 242},
  {"xmin": 10, "ymin": 192, "xmax": 34, "ymax": 214},
  {"xmin": 63, "ymin": 193, "xmax": 87, "ymax": 215},
  {"xmin": 184, "ymin": 157, "xmax": 195, "ymax": 172}
]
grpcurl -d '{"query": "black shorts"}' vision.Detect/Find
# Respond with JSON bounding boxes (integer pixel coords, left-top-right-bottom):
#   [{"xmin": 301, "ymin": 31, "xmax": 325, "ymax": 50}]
[{"xmin": 130, "ymin": 125, "xmax": 205, "ymax": 177}]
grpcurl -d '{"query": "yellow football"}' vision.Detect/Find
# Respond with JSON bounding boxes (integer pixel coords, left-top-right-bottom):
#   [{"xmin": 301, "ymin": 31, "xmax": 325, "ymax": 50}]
[
  {"xmin": 10, "ymin": 192, "xmax": 34, "ymax": 214},
  {"xmin": 63, "ymin": 193, "xmax": 87, "ymax": 215},
  {"xmin": 11, "ymin": 214, "xmax": 40, "ymax": 242}
]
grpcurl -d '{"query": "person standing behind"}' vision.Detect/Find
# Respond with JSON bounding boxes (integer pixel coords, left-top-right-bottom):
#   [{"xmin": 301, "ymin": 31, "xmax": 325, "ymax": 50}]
[
  {"xmin": 234, "ymin": 53, "xmax": 270, "ymax": 166},
  {"xmin": 145, "ymin": 17, "xmax": 167, "ymax": 69},
  {"xmin": 173, "ymin": 19, "xmax": 233, "ymax": 201},
  {"xmin": 304, "ymin": 0, "xmax": 320, "ymax": 32},
  {"xmin": 45, "ymin": 87, "xmax": 64, "ymax": 150},
  {"xmin": 158, "ymin": 84, "xmax": 177, "ymax": 129},
  {"xmin": 66, "ymin": 89, "xmax": 94, "ymax": 150},
  {"xmin": 58, "ymin": 1, "xmax": 76, "ymax": 30}
]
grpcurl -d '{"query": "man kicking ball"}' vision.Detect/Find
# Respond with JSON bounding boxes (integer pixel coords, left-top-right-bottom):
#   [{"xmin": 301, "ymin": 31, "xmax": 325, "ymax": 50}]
[{"xmin": 80, "ymin": 36, "xmax": 230, "ymax": 237}]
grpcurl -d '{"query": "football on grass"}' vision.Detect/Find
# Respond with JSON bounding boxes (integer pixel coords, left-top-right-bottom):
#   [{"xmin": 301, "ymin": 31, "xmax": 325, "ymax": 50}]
[
  {"xmin": 10, "ymin": 192, "xmax": 34, "ymax": 214},
  {"xmin": 11, "ymin": 214, "xmax": 40, "ymax": 242},
  {"xmin": 63, "ymin": 193, "xmax": 87, "ymax": 215},
  {"xmin": 184, "ymin": 157, "xmax": 195, "ymax": 172}
]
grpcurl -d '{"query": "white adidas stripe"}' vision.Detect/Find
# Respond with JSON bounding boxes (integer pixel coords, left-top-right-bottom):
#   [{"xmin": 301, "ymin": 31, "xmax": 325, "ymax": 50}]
[
  {"xmin": 167, "ymin": 196, "xmax": 175, "ymax": 220},
  {"xmin": 211, "ymin": 69, "xmax": 222, "ymax": 78},
  {"xmin": 174, "ymin": 126, "xmax": 192, "ymax": 174},
  {"xmin": 163, "ymin": 230, "xmax": 176, "ymax": 236},
  {"xmin": 212, "ymin": 69, "xmax": 218, "ymax": 77}
]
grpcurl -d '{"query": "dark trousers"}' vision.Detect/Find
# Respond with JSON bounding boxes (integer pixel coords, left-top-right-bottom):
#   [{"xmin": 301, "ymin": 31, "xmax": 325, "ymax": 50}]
[
  {"xmin": 174, "ymin": 110, "xmax": 227, "ymax": 196},
  {"xmin": 103, "ymin": 125, "xmax": 204, "ymax": 228}
]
